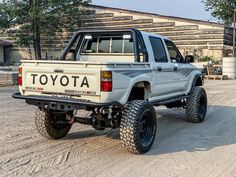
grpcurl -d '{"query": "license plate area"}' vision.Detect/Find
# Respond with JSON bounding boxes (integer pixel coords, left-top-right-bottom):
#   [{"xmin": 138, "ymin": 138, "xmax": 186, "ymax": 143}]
[{"xmin": 24, "ymin": 73, "xmax": 100, "ymax": 96}]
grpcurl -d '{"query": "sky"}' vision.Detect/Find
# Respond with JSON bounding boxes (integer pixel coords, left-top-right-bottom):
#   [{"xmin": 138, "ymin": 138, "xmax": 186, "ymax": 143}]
[{"xmin": 92, "ymin": 0, "xmax": 217, "ymax": 22}]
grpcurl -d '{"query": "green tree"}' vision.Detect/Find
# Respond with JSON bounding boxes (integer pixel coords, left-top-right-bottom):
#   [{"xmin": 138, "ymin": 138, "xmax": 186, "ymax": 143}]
[
  {"xmin": 0, "ymin": 0, "xmax": 91, "ymax": 60},
  {"xmin": 202, "ymin": 0, "xmax": 236, "ymax": 24}
]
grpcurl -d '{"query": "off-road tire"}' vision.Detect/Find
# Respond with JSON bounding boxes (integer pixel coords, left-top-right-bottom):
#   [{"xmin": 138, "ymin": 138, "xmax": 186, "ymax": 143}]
[
  {"xmin": 186, "ymin": 87, "xmax": 207, "ymax": 123},
  {"xmin": 120, "ymin": 100, "xmax": 157, "ymax": 154},
  {"xmin": 35, "ymin": 108, "xmax": 72, "ymax": 139}
]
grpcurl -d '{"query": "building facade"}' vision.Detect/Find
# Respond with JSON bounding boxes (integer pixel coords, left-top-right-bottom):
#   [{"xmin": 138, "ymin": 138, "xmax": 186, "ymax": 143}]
[
  {"xmin": 0, "ymin": 41, "xmax": 12, "ymax": 65},
  {"xmin": 0, "ymin": 5, "xmax": 234, "ymax": 64}
]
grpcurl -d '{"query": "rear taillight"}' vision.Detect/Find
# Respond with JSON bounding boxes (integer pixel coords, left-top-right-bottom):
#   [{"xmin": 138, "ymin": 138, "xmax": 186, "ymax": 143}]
[
  {"xmin": 18, "ymin": 67, "xmax": 22, "ymax": 86},
  {"xmin": 101, "ymin": 71, "xmax": 112, "ymax": 92}
]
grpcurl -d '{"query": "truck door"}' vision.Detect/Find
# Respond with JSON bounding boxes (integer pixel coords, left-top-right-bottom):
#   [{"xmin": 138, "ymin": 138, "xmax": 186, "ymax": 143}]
[
  {"xmin": 149, "ymin": 36, "xmax": 177, "ymax": 98},
  {"xmin": 164, "ymin": 40, "xmax": 189, "ymax": 92}
]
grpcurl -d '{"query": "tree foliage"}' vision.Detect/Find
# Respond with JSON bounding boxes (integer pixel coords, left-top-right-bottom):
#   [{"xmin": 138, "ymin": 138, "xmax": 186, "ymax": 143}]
[
  {"xmin": 203, "ymin": 0, "xmax": 236, "ymax": 24},
  {"xmin": 0, "ymin": 0, "xmax": 91, "ymax": 60}
]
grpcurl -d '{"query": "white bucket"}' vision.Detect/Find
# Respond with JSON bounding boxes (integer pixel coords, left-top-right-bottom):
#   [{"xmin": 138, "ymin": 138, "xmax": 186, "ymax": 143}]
[{"xmin": 223, "ymin": 57, "xmax": 236, "ymax": 79}]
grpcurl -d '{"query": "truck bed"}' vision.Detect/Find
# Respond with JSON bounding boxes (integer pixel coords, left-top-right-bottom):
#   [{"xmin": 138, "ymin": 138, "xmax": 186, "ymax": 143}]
[{"xmin": 18, "ymin": 60, "xmax": 152, "ymax": 104}]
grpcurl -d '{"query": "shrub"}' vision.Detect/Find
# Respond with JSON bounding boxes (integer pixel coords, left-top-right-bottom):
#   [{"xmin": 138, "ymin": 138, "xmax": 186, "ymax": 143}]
[{"xmin": 198, "ymin": 56, "xmax": 214, "ymax": 62}]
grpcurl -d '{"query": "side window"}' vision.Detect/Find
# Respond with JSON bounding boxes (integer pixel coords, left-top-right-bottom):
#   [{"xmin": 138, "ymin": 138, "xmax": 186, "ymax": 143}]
[
  {"xmin": 149, "ymin": 37, "xmax": 168, "ymax": 63},
  {"xmin": 165, "ymin": 40, "xmax": 183, "ymax": 63}
]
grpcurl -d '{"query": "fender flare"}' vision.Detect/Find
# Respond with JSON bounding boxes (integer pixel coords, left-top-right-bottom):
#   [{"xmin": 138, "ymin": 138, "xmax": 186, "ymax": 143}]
[{"xmin": 190, "ymin": 74, "xmax": 203, "ymax": 94}]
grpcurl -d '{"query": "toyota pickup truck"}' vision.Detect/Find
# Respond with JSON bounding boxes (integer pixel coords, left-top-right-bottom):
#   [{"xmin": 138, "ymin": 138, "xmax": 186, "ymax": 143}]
[{"xmin": 13, "ymin": 29, "xmax": 207, "ymax": 154}]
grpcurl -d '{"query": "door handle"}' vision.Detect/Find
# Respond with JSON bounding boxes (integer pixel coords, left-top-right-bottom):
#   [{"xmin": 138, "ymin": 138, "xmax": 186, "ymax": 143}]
[
  {"xmin": 173, "ymin": 66, "xmax": 178, "ymax": 71},
  {"xmin": 157, "ymin": 67, "xmax": 162, "ymax": 71}
]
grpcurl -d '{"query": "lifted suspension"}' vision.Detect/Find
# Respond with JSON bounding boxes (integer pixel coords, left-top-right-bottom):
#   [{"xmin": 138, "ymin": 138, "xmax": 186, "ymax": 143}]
[{"xmin": 73, "ymin": 107, "xmax": 122, "ymax": 129}]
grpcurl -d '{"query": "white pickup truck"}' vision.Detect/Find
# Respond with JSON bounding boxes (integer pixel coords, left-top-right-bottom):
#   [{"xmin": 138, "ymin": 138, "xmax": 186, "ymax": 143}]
[{"xmin": 13, "ymin": 29, "xmax": 207, "ymax": 154}]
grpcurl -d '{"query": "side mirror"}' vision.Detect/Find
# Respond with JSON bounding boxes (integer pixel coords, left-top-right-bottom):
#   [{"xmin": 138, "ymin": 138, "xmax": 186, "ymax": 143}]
[{"xmin": 185, "ymin": 55, "xmax": 194, "ymax": 63}]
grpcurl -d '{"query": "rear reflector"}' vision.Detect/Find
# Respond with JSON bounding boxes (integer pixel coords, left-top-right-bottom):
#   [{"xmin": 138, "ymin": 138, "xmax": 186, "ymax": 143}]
[
  {"xmin": 18, "ymin": 76, "xmax": 22, "ymax": 86},
  {"xmin": 18, "ymin": 67, "xmax": 22, "ymax": 86},
  {"xmin": 101, "ymin": 81, "xmax": 112, "ymax": 92}
]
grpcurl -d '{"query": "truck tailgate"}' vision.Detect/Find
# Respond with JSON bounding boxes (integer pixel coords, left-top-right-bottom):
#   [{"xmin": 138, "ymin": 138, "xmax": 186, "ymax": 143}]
[{"xmin": 21, "ymin": 61, "xmax": 101, "ymax": 96}]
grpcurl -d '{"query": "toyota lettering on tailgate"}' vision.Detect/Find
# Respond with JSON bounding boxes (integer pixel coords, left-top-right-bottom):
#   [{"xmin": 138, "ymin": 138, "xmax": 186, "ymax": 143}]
[{"xmin": 30, "ymin": 74, "xmax": 90, "ymax": 88}]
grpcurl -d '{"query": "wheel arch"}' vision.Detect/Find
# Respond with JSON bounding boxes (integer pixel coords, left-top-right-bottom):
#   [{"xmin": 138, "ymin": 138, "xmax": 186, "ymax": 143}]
[
  {"xmin": 189, "ymin": 75, "xmax": 203, "ymax": 94},
  {"xmin": 127, "ymin": 81, "xmax": 152, "ymax": 102},
  {"xmin": 194, "ymin": 75, "xmax": 203, "ymax": 87}
]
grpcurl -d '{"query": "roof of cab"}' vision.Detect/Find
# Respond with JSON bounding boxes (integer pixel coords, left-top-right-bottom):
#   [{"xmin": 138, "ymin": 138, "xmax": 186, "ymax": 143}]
[{"xmin": 140, "ymin": 30, "xmax": 170, "ymax": 41}]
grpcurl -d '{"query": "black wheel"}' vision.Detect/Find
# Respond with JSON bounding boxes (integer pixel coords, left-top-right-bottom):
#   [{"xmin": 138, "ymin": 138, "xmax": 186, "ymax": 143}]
[
  {"xmin": 186, "ymin": 87, "xmax": 207, "ymax": 123},
  {"xmin": 35, "ymin": 108, "xmax": 72, "ymax": 139},
  {"xmin": 120, "ymin": 100, "xmax": 157, "ymax": 154}
]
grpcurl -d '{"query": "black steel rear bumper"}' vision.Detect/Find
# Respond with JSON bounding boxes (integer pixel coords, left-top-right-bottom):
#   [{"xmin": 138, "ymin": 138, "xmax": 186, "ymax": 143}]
[{"xmin": 12, "ymin": 92, "xmax": 122, "ymax": 110}]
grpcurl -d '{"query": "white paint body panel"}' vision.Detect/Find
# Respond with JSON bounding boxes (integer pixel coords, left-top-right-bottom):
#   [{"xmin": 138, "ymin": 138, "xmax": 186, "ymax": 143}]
[{"xmin": 19, "ymin": 31, "xmax": 202, "ymax": 105}]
